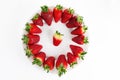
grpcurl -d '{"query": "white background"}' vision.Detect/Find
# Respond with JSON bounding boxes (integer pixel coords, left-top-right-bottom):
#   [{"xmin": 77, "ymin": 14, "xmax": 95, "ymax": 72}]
[{"xmin": 0, "ymin": 0, "xmax": 120, "ymax": 80}]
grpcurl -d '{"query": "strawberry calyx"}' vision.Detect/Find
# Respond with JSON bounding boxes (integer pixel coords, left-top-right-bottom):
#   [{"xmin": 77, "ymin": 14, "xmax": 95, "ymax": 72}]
[
  {"xmin": 56, "ymin": 4, "xmax": 63, "ymax": 10},
  {"xmin": 78, "ymin": 52, "xmax": 87, "ymax": 60},
  {"xmin": 70, "ymin": 62, "xmax": 77, "ymax": 68},
  {"xmin": 84, "ymin": 37, "xmax": 89, "ymax": 44},
  {"xmin": 77, "ymin": 15, "xmax": 83, "ymax": 23},
  {"xmin": 82, "ymin": 25, "xmax": 88, "ymax": 33},
  {"xmin": 57, "ymin": 64, "xmax": 67, "ymax": 77},
  {"xmin": 54, "ymin": 30, "xmax": 64, "ymax": 39},
  {"xmin": 44, "ymin": 65, "xmax": 50, "ymax": 73},
  {"xmin": 41, "ymin": 5, "xmax": 48, "ymax": 12},
  {"xmin": 22, "ymin": 35, "xmax": 29, "ymax": 44},
  {"xmin": 25, "ymin": 23, "xmax": 31, "ymax": 32},
  {"xmin": 32, "ymin": 58, "xmax": 42, "ymax": 66},
  {"xmin": 25, "ymin": 47, "xmax": 32, "ymax": 57},
  {"xmin": 68, "ymin": 8, "xmax": 74, "ymax": 14},
  {"xmin": 32, "ymin": 13, "xmax": 39, "ymax": 20}
]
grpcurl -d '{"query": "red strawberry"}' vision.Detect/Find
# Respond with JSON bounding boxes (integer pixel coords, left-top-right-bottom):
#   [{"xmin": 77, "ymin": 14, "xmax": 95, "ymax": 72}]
[
  {"xmin": 61, "ymin": 8, "xmax": 74, "ymax": 23},
  {"xmin": 70, "ymin": 45, "xmax": 87, "ymax": 60},
  {"xmin": 25, "ymin": 44, "xmax": 43, "ymax": 57},
  {"xmin": 43, "ymin": 56, "xmax": 55, "ymax": 73},
  {"xmin": 53, "ymin": 5, "xmax": 63, "ymax": 22},
  {"xmin": 56, "ymin": 54, "xmax": 68, "ymax": 76},
  {"xmin": 71, "ymin": 25, "xmax": 88, "ymax": 35},
  {"xmin": 22, "ymin": 34, "xmax": 40, "ymax": 44},
  {"xmin": 25, "ymin": 23, "xmax": 42, "ymax": 34},
  {"xmin": 32, "ymin": 52, "xmax": 46, "ymax": 66},
  {"xmin": 66, "ymin": 16, "xmax": 83, "ymax": 28},
  {"xmin": 41, "ymin": 5, "xmax": 53, "ymax": 26},
  {"xmin": 72, "ymin": 34, "xmax": 89, "ymax": 45},
  {"xmin": 53, "ymin": 31, "xmax": 63, "ymax": 46},
  {"xmin": 32, "ymin": 13, "xmax": 43, "ymax": 26},
  {"xmin": 67, "ymin": 52, "xmax": 77, "ymax": 67}
]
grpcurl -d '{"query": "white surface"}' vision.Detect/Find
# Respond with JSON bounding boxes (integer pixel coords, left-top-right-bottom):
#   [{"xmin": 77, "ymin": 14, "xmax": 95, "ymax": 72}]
[{"xmin": 0, "ymin": 0, "xmax": 120, "ymax": 80}]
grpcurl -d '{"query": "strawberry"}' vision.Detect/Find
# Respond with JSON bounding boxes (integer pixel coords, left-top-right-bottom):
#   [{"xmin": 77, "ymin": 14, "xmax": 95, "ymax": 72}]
[
  {"xmin": 72, "ymin": 34, "xmax": 89, "ymax": 45},
  {"xmin": 56, "ymin": 54, "xmax": 68, "ymax": 76},
  {"xmin": 53, "ymin": 31, "xmax": 63, "ymax": 46},
  {"xmin": 71, "ymin": 25, "xmax": 88, "ymax": 35},
  {"xmin": 70, "ymin": 45, "xmax": 87, "ymax": 60},
  {"xmin": 53, "ymin": 5, "xmax": 63, "ymax": 22},
  {"xmin": 66, "ymin": 16, "xmax": 83, "ymax": 28},
  {"xmin": 32, "ymin": 52, "xmax": 46, "ymax": 66},
  {"xmin": 67, "ymin": 52, "xmax": 77, "ymax": 67},
  {"xmin": 25, "ymin": 23, "xmax": 42, "ymax": 34},
  {"xmin": 22, "ymin": 34, "xmax": 40, "ymax": 45},
  {"xmin": 41, "ymin": 5, "xmax": 53, "ymax": 26},
  {"xmin": 32, "ymin": 13, "xmax": 43, "ymax": 26},
  {"xmin": 61, "ymin": 8, "xmax": 74, "ymax": 23},
  {"xmin": 43, "ymin": 56, "xmax": 55, "ymax": 73},
  {"xmin": 25, "ymin": 44, "xmax": 43, "ymax": 57}
]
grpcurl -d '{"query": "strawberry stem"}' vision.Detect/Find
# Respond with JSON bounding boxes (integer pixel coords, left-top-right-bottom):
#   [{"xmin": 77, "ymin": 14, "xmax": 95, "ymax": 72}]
[
  {"xmin": 79, "ymin": 52, "xmax": 87, "ymax": 60},
  {"xmin": 25, "ymin": 47, "xmax": 32, "ymax": 57},
  {"xmin": 84, "ymin": 37, "xmax": 89, "ymax": 44},
  {"xmin": 41, "ymin": 5, "xmax": 48, "ymax": 12},
  {"xmin": 44, "ymin": 65, "xmax": 50, "ymax": 73},
  {"xmin": 56, "ymin": 30, "xmax": 64, "ymax": 36},
  {"xmin": 83, "ymin": 25, "xmax": 88, "ymax": 33},
  {"xmin": 25, "ymin": 23, "xmax": 31, "ymax": 32},
  {"xmin": 22, "ymin": 35, "xmax": 28, "ymax": 44},
  {"xmin": 57, "ymin": 64, "xmax": 66, "ymax": 77},
  {"xmin": 77, "ymin": 15, "xmax": 83, "ymax": 23},
  {"xmin": 32, "ymin": 13, "xmax": 39, "ymax": 20},
  {"xmin": 32, "ymin": 58, "xmax": 42, "ymax": 66},
  {"xmin": 70, "ymin": 62, "xmax": 77, "ymax": 68},
  {"xmin": 56, "ymin": 4, "xmax": 63, "ymax": 10},
  {"xmin": 68, "ymin": 8, "xmax": 74, "ymax": 14}
]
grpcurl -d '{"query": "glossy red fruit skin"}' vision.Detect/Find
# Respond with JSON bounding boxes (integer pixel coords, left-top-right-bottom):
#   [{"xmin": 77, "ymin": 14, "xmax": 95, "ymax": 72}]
[
  {"xmin": 70, "ymin": 45, "xmax": 83, "ymax": 58},
  {"xmin": 66, "ymin": 16, "xmax": 82, "ymax": 28},
  {"xmin": 72, "ymin": 35, "xmax": 85, "ymax": 45},
  {"xmin": 32, "ymin": 16, "xmax": 43, "ymax": 26},
  {"xmin": 29, "ymin": 23, "xmax": 42, "ymax": 34},
  {"xmin": 71, "ymin": 26, "xmax": 84, "ymax": 35},
  {"xmin": 61, "ymin": 9, "xmax": 73, "ymax": 23},
  {"xmin": 43, "ymin": 56, "xmax": 55, "ymax": 70},
  {"xmin": 28, "ymin": 44, "xmax": 43, "ymax": 55},
  {"xmin": 67, "ymin": 52, "xmax": 77, "ymax": 65},
  {"xmin": 34, "ymin": 52, "xmax": 46, "ymax": 63},
  {"xmin": 41, "ymin": 9, "xmax": 53, "ymax": 26},
  {"xmin": 53, "ymin": 37, "xmax": 62, "ymax": 46},
  {"xmin": 56, "ymin": 54, "xmax": 68, "ymax": 69},
  {"xmin": 53, "ymin": 8, "xmax": 62, "ymax": 22},
  {"xmin": 27, "ymin": 34, "xmax": 40, "ymax": 44}
]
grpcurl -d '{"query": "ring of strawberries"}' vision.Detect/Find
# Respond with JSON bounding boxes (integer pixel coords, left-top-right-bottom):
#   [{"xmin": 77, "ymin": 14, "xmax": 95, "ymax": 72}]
[{"xmin": 22, "ymin": 5, "xmax": 88, "ymax": 77}]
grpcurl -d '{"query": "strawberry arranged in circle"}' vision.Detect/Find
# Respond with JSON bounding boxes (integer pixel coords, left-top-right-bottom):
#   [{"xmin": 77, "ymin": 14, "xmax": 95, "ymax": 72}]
[
  {"xmin": 56, "ymin": 54, "xmax": 68, "ymax": 76},
  {"xmin": 61, "ymin": 8, "xmax": 74, "ymax": 23},
  {"xmin": 22, "ymin": 34, "xmax": 40, "ymax": 45},
  {"xmin": 67, "ymin": 52, "xmax": 77, "ymax": 67},
  {"xmin": 72, "ymin": 34, "xmax": 88, "ymax": 45},
  {"xmin": 53, "ymin": 31, "xmax": 63, "ymax": 46},
  {"xmin": 25, "ymin": 44, "xmax": 43, "ymax": 57},
  {"xmin": 32, "ymin": 13, "xmax": 43, "ymax": 26},
  {"xmin": 71, "ymin": 25, "xmax": 88, "ymax": 35},
  {"xmin": 41, "ymin": 5, "xmax": 53, "ymax": 26},
  {"xmin": 32, "ymin": 52, "xmax": 46, "ymax": 66},
  {"xmin": 43, "ymin": 56, "xmax": 55, "ymax": 73},
  {"xmin": 70, "ymin": 45, "xmax": 87, "ymax": 60},
  {"xmin": 66, "ymin": 16, "xmax": 83, "ymax": 28},
  {"xmin": 53, "ymin": 5, "xmax": 63, "ymax": 22},
  {"xmin": 25, "ymin": 23, "xmax": 42, "ymax": 34}
]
